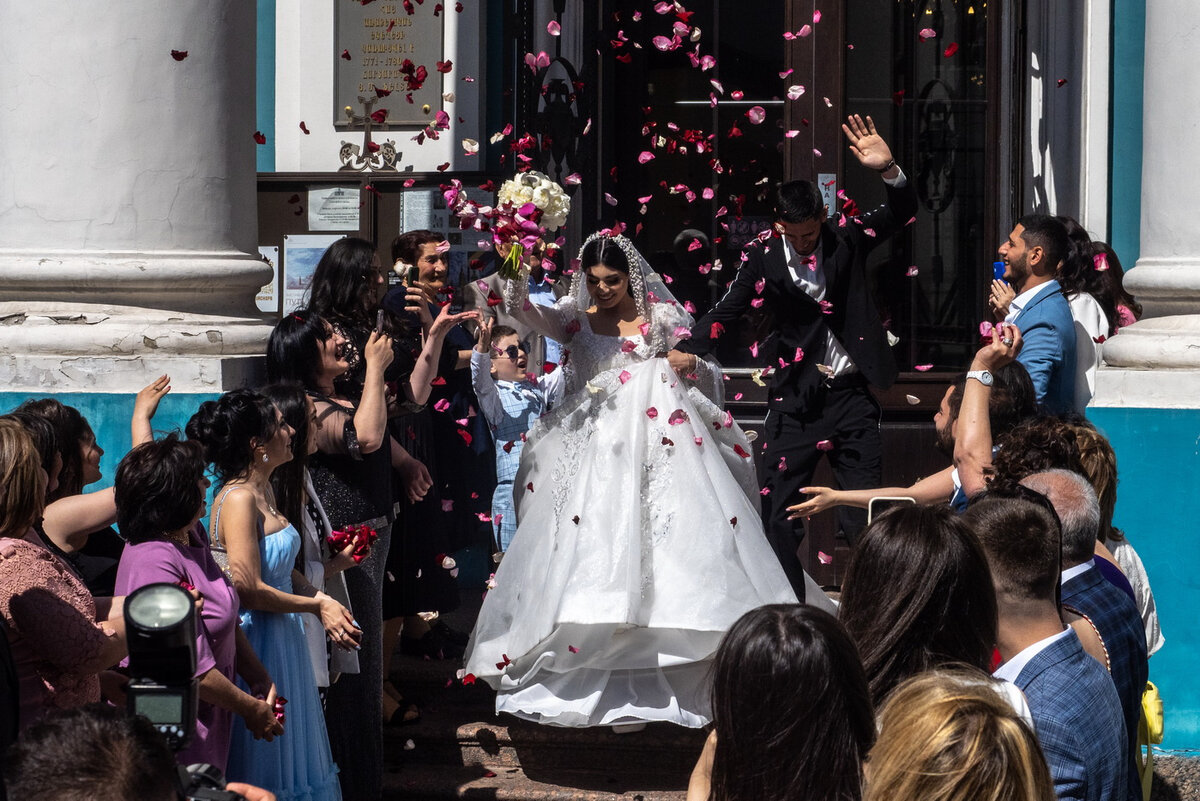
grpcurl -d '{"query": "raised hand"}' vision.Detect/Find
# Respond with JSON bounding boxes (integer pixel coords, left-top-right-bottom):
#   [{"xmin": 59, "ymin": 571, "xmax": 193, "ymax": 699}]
[
  {"xmin": 363, "ymin": 330, "xmax": 395, "ymax": 372},
  {"xmin": 476, "ymin": 317, "xmax": 495, "ymax": 354},
  {"xmin": 841, "ymin": 114, "xmax": 895, "ymax": 173},
  {"xmin": 430, "ymin": 306, "xmax": 479, "ymax": 339},
  {"xmin": 973, "ymin": 321, "xmax": 1023, "ymax": 372},
  {"xmin": 988, "ymin": 279, "xmax": 1015, "ymax": 321}
]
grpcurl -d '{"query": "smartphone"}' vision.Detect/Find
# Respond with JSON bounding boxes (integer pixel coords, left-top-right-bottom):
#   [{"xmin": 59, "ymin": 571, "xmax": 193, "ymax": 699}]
[
  {"xmin": 867, "ymin": 495, "xmax": 916, "ymax": 525},
  {"xmin": 406, "ymin": 264, "xmax": 421, "ymax": 285},
  {"xmin": 992, "ymin": 261, "xmax": 1006, "ymax": 281},
  {"xmin": 374, "ymin": 309, "xmax": 385, "ymax": 335}
]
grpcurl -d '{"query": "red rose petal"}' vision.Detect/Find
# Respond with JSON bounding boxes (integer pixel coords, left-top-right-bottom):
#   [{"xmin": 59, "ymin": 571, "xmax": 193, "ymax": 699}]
[{"xmin": 170, "ymin": 50, "xmax": 188, "ymax": 61}]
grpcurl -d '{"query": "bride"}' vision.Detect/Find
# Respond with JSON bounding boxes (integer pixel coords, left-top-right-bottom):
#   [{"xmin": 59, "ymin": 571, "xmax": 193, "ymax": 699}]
[{"xmin": 463, "ymin": 231, "xmax": 835, "ymax": 729}]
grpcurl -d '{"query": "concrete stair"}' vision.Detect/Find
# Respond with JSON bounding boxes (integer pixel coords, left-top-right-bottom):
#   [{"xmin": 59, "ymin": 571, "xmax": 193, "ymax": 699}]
[{"xmin": 380, "ymin": 600, "xmax": 702, "ymax": 800}]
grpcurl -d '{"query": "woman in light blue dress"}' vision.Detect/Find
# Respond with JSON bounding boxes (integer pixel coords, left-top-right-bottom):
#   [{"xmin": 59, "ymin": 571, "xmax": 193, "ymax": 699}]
[{"xmin": 187, "ymin": 390, "xmax": 358, "ymax": 800}]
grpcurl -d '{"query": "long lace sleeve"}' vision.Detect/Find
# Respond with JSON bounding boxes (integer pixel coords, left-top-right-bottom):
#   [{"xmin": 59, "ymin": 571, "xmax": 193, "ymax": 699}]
[
  {"xmin": 503, "ymin": 276, "xmax": 580, "ymax": 344},
  {"xmin": 654, "ymin": 302, "xmax": 724, "ymax": 406}
]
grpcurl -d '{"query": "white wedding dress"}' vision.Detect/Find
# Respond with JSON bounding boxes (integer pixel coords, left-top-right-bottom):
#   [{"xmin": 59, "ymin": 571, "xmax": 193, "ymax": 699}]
[{"xmin": 463, "ymin": 242, "xmax": 835, "ymax": 728}]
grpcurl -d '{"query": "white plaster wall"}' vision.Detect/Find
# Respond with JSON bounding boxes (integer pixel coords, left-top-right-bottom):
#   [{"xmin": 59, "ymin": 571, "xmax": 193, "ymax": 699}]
[
  {"xmin": 0, "ymin": 0, "xmax": 257, "ymax": 253},
  {"xmin": 273, "ymin": 0, "xmax": 484, "ymax": 173}
]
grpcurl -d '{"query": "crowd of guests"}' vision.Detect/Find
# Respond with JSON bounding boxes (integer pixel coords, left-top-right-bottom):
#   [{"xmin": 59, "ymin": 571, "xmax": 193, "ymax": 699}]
[{"xmin": 0, "ymin": 208, "xmax": 1160, "ymax": 801}]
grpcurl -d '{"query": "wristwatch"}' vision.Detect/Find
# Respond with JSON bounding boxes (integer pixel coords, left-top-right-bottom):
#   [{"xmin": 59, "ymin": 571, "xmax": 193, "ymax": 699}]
[{"xmin": 966, "ymin": 369, "xmax": 993, "ymax": 387}]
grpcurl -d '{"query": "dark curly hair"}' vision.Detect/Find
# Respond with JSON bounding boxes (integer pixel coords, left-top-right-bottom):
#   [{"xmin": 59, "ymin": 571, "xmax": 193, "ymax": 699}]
[
  {"xmin": 708, "ymin": 605, "xmax": 874, "ymax": 801},
  {"xmin": 115, "ymin": 434, "xmax": 207, "ymax": 544},
  {"xmin": 185, "ymin": 389, "xmax": 279, "ymax": 485},
  {"xmin": 989, "ymin": 415, "xmax": 1082, "ymax": 486},
  {"xmin": 839, "ymin": 504, "xmax": 998, "ymax": 706},
  {"xmin": 13, "ymin": 398, "xmax": 93, "ymax": 501},
  {"xmin": 1056, "ymin": 216, "xmax": 1120, "ymax": 337},
  {"xmin": 305, "ymin": 237, "xmax": 380, "ymax": 329}
]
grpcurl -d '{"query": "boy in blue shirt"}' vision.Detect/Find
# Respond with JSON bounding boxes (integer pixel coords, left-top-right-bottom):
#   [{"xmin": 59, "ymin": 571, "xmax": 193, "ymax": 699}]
[{"xmin": 470, "ymin": 319, "xmax": 563, "ymax": 554}]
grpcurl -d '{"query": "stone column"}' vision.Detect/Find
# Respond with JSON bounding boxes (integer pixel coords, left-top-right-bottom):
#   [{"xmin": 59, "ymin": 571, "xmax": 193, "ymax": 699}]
[
  {"xmin": 1093, "ymin": 0, "xmax": 1200, "ymax": 405},
  {"xmin": 0, "ymin": 0, "xmax": 272, "ymax": 393}
]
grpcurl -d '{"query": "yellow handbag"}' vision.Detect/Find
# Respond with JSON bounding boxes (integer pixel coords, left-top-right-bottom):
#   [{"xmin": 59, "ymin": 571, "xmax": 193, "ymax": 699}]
[{"xmin": 1137, "ymin": 681, "xmax": 1164, "ymax": 801}]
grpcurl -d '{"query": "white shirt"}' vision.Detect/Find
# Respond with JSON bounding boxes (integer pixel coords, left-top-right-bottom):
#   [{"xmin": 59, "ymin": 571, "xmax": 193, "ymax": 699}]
[
  {"xmin": 993, "ymin": 626, "xmax": 1075, "ymax": 683},
  {"xmin": 1061, "ymin": 560, "xmax": 1095, "ymax": 584},
  {"xmin": 1067, "ymin": 291, "xmax": 1109, "ymax": 412},
  {"xmin": 782, "ymin": 168, "xmax": 909, "ymax": 378},
  {"xmin": 1004, "ymin": 281, "xmax": 1052, "ymax": 323}
]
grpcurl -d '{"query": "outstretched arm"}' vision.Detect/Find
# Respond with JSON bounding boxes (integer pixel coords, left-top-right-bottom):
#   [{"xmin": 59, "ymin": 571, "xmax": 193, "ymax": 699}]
[
  {"xmin": 786, "ymin": 467, "xmax": 955, "ymax": 518},
  {"xmin": 672, "ymin": 245, "xmax": 766, "ymax": 359},
  {"xmin": 955, "ymin": 322, "xmax": 1023, "ymax": 498}
]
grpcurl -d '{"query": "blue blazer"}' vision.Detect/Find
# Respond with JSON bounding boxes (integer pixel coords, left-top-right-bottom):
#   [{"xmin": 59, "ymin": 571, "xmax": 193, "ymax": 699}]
[
  {"xmin": 1015, "ymin": 629, "xmax": 1128, "ymax": 801},
  {"xmin": 1011, "ymin": 280, "xmax": 1077, "ymax": 415},
  {"xmin": 1063, "ymin": 566, "xmax": 1149, "ymax": 801}
]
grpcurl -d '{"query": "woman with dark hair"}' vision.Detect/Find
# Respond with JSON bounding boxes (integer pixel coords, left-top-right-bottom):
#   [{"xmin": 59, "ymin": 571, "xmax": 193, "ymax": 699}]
[
  {"xmin": 0, "ymin": 419, "xmax": 128, "ymax": 729},
  {"xmin": 465, "ymin": 232, "xmax": 830, "ymax": 729},
  {"xmin": 0, "ymin": 412, "xmax": 62, "ymax": 495},
  {"xmin": 260, "ymin": 382, "xmax": 362, "ymax": 689},
  {"xmin": 1090, "ymin": 241, "xmax": 1142, "ymax": 329},
  {"xmin": 186, "ymin": 389, "xmax": 351, "ymax": 800},
  {"xmin": 838, "ymin": 504, "xmax": 999, "ymax": 706},
  {"xmin": 687, "ymin": 605, "xmax": 875, "ymax": 801},
  {"xmin": 14, "ymin": 375, "xmax": 169, "ymax": 595},
  {"xmin": 113, "ymin": 434, "xmax": 282, "ymax": 772},
  {"xmin": 1054, "ymin": 217, "xmax": 1112, "ymax": 411},
  {"xmin": 267, "ymin": 312, "xmax": 440, "ymax": 799}
]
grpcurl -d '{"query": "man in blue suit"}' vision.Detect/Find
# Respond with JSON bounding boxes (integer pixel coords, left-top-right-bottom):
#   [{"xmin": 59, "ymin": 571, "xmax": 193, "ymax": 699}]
[
  {"xmin": 995, "ymin": 214, "xmax": 1077, "ymax": 414},
  {"xmin": 966, "ymin": 495, "xmax": 1127, "ymax": 801},
  {"xmin": 1023, "ymin": 469, "xmax": 1149, "ymax": 801}
]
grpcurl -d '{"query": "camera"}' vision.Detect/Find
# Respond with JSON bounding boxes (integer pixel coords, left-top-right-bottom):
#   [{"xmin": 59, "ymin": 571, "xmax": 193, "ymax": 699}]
[{"xmin": 124, "ymin": 583, "xmax": 246, "ymax": 801}]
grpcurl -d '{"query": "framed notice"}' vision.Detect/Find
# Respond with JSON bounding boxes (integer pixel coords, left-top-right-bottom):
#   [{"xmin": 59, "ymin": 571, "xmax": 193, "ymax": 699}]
[
  {"xmin": 256, "ymin": 246, "xmax": 280, "ymax": 314},
  {"xmin": 282, "ymin": 234, "xmax": 345, "ymax": 314},
  {"xmin": 334, "ymin": 0, "xmax": 446, "ymax": 128},
  {"xmin": 308, "ymin": 186, "xmax": 361, "ymax": 231}
]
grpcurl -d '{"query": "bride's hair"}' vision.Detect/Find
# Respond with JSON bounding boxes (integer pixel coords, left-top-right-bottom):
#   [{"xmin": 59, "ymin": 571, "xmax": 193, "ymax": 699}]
[
  {"xmin": 708, "ymin": 604, "xmax": 874, "ymax": 801},
  {"xmin": 580, "ymin": 236, "xmax": 631, "ymax": 275}
]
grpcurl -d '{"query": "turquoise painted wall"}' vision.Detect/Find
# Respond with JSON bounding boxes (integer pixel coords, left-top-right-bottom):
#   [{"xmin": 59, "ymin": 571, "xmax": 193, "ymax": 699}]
[
  {"xmin": 1088, "ymin": 407, "xmax": 1200, "ymax": 752},
  {"xmin": 255, "ymin": 0, "xmax": 276, "ymax": 172},
  {"xmin": 1108, "ymin": 0, "xmax": 1145, "ymax": 262}
]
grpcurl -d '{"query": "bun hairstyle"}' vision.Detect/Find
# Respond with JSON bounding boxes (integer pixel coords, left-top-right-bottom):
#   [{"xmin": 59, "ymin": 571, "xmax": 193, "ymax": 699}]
[
  {"xmin": 267, "ymin": 311, "xmax": 332, "ymax": 387},
  {"xmin": 185, "ymin": 389, "xmax": 279, "ymax": 485},
  {"xmin": 114, "ymin": 434, "xmax": 207, "ymax": 545}
]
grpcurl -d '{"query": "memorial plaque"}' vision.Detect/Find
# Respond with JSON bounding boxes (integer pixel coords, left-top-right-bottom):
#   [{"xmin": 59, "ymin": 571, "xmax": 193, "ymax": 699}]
[{"xmin": 335, "ymin": 0, "xmax": 446, "ymax": 128}]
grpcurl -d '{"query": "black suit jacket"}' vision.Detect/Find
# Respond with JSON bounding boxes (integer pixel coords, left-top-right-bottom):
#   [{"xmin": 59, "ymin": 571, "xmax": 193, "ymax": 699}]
[{"xmin": 679, "ymin": 179, "xmax": 917, "ymax": 413}]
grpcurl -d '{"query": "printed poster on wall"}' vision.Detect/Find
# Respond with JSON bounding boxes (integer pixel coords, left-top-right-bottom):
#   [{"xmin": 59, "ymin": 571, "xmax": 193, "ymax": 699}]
[
  {"xmin": 256, "ymin": 246, "xmax": 280, "ymax": 314},
  {"xmin": 308, "ymin": 186, "xmax": 361, "ymax": 231},
  {"xmin": 282, "ymin": 234, "xmax": 345, "ymax": 313}
]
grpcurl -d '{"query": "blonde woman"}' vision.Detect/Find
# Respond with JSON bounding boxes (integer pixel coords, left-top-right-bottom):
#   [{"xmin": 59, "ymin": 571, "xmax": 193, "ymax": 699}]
[{"xmin": 866, "ymin": 669, "xmax": 1055, "ymax": 801}]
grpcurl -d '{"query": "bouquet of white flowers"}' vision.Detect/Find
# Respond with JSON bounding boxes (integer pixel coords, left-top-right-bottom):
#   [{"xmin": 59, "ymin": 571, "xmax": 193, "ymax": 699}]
[{"xmin": 443, "ymin": 170, "xmax": 571, "ymax": 280}]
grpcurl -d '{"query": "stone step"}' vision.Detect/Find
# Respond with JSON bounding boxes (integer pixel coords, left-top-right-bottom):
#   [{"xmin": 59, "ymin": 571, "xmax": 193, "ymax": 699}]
[{"xmin": 382, "ymin": 761, "xmax": 688, "ymax": 800}]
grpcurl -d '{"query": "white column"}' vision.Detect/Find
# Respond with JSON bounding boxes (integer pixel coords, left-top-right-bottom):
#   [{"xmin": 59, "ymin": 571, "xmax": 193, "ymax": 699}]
[
  {"xmin": 0, "ymin": 0, "xmax": 272, "ymax": 392},
  {"xmin": 1092, "ymin": 0, "xmax": 1200, "ymax": 407}
]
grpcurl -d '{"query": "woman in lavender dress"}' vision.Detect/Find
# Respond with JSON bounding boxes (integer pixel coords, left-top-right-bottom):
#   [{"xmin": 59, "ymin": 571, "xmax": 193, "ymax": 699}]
[{"xmin": 114, "ymin": 434, "xmax": 282, "ymax": 773}]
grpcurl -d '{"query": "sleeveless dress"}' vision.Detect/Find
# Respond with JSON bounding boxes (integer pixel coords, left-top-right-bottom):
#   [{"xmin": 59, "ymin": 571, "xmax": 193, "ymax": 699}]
[
  {"xmin": 463, "ymin": 293, "xmax": 834, "ymax": 728},
  {"xmin": 222, "ymin": 511, "xmax": 341, "ymax": 801}
]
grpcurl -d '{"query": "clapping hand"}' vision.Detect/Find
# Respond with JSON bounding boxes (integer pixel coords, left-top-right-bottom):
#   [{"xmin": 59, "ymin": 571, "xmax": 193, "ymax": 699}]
[
  {"xmin": 988, "ymin": 279, "xmax": 1015, "ymax": 321},
  {"xmin": 842, "ymin": 114, "xmax": 896, "ymax": 173}
]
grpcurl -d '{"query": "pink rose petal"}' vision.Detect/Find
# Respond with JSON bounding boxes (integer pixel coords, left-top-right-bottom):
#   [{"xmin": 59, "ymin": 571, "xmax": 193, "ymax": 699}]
[
  {"xmin": 914, "ymin": 363, "xmax": 934, "ymax": 372},
  {"xmin": 816, "ymin": 439, "xmax": 834, "ymax": 451}
]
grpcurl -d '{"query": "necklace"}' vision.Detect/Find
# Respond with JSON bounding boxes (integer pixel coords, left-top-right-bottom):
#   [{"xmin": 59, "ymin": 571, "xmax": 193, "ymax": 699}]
[{"xmin": 162, "ymin": 527, "xmax": 192, "ymax": 547}]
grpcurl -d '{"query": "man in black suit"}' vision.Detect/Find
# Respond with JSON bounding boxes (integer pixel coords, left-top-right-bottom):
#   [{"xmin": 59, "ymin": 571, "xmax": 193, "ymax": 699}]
[{"xmin": 668, "ymin": 115, "xmax": 917, "ymax": 595}]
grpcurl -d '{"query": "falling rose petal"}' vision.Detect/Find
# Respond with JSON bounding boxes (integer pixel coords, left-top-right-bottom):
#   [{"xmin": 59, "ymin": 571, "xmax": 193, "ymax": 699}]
[
  {"xmin": 699, "ymin": 54, "xmax": 717, "ymax": 71},
  {"xmin": 638, "ymin": 150, "xmax": 655, "ymax": 163},
  {"xmin": 905, "ymin": 394, "xmax": 921, "ymax": 405},
  {"xmin": 652, "ymin": 35, "xmax": 680, "ymax": 51},
  {"xmin": 813, "ymin": 9, "xmax": 822, "ymax": 23},
  {"xmin": 441, "ymin": 555, "xmax": 457, "ymax": 570},
  {"xmin": 694, "ymin": 437, "xmax": 704, "ymax": 446},
  {"xmin": 701, "ymin": 187, "xmax": 715, "ymax": 200},
  {"xmin": 171, "ymin": 49, "xmax": 189, "ymax": 61},
  {"xmin": 730, "ymin": 517, "xmax": 738, "ymax": 527},
  {"xmin": 787, "ymin": 84, "xmax": 806, "ymax": 100},
  {"xmin": 568, "ymin": 645, "xmax": 579, "ymax": 653},
  {"xmin": 618, "ymin": 370, "xmax": 632, "ymax": 384},
  {"xmin": 710, "ymin": 322, "xmax": 725, "ymax": 338},
  {"xmin": 639, "ymin": 320, "xmax": 651, "ymax": 335},
  {"xmin": 824, "ymin": 96, "xmax": 833, "ymax": 107},
  {"xmin": 817, "ymin": 550, "xmax": 833, "ymax": 565},
  {"xmin": 733, "ymin": 444, "xmax": 751, "ymax": 458},
  {"xmin": 253, "ymin": 131, "xmax": 267, "ymax": 145},
  {"xmin": 462, "ymin": 138, "xmax": 479, "ymax": 154},
  {"xmin": 547, "ymin": 19, "xmax": 561, "ymax": 36},
  {"xmin": 404, "ymin": 739, "xmax": 416, "ymax": 751},
  {"xmin": 340, "ymin": 49, "xmax": 352, "ymax": 60},
  {"xmin": 797, "ymin": 24, "xmax": 812, "ymax": 37},
  {"xmin": 914, "ymin": 363, "xmax": 934, "ymax": 372},
  {"xmin": 749, "ymin": 341, "xmax": 760, "ymax": 358},
  {"xmin": 906, "ymin": 265, "xmax": 919, "ymax": 277},
  {"xmin": 893, "ymin": 90, "xmax": 905, "ymax": 106},
  {"xmin": 919, "ymin": 27, "xmax": 938, "ymax": 41},
  {"xmin": 777, "ymin": 456, "xmax": 787, "ymax": 471},
  {"xmin": 746, "ymin": 106, "xmax": 766, "ymax": 125},
  {"xmin": 621, "ymin": 339, "xmax": 637, "ymax": 353},
  {"xmin": 1057, "ymin": 78, "xmax": 1068, "ymax": 88},
  {"xmin": 525, "ymin": 482, "xmax": 535, "ymax": 493},
  {"xmin": 751, "ymin": 298, "xmax": 764, "ymax": 308},
  {"xmin": 434, "ymin": 399, "xmax": 451, "ymax": 412},
  {"xmin": 564, "ymin": 172, "xmax": 583, "ymax": 185},
  {"xmin": 709, "ymin": 79, "xmax": 725, "ymax": 95},
  {"xmin": 299, "ymin": 121, "xmax": 311, "ymax": 135},
  {"xmin": 475, "ymin": 512, "xmax": 492, "ymax": 522},
  {"xmin": 646, "ymin": 407, "xmax": 659, "ymax": 419},
  {"xmin": 793, "ymin": 347, "xmax": 805, "ymax": 362},
  {"xmin": 819, "ymin": 300, "xmax": 833, "ymax": 314},
  {"xmin": 730, "ymin": 90, "xmax": 745, "ymax": 100},
  {"xmin": 1093, "ymin": 252, "xmax": 1109, "ymax": 271},
  {"xmin": 604, "ymin": 192, "xmax": 619, "ymax": 206},
  {"xmin": 583, "ymin": 118, "xmax": 593, "ymax": 135},
  {"xmin": 813, "ymin": 148, "xmax": 822, "ymax": 157},
  {"xmin": 441, "ymin": 499, "xmax": 454, "ymax": 512},
  {"xmin": 815, "ymin": 439, "xmax": 834, "ymax": 452},
  {"xmin": 943, "ymin": 42, "xmax": 959, "ymax": 58}
]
